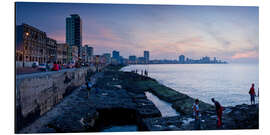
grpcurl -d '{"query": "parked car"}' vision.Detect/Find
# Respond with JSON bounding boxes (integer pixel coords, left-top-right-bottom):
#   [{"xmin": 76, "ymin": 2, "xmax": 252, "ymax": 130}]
[
  {"xmin": 38, "ymin": 64, "xmax": 47, "ymax": 72},
  {"xmin": 67, "ymin": 62, "xmax": 75, "ymax": 68},
  {"xmin": 32, "ymin": 62, "xmax": 39, "ymax": 68}
]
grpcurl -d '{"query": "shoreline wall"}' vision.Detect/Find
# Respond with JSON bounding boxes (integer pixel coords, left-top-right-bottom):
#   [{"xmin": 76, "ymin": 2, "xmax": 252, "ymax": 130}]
[{"xmin": 15, "ymin": 67, "xmax": 95, "ymax": 132}]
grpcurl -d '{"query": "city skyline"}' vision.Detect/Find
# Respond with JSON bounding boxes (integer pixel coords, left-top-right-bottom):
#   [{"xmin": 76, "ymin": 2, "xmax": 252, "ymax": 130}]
[{"xmin": 16, "ymin": 2, "xmax": 259, "ymax": 63}]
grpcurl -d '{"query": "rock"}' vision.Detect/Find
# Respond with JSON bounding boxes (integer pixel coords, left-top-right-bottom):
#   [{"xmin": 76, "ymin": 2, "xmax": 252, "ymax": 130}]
[
  {"xmin": 141, "ymin": 116, "xmax": 183, "ymax": 131},
  {"xmin": 134, "ymin": 99, "xmax": 162, "ymax": 119}
]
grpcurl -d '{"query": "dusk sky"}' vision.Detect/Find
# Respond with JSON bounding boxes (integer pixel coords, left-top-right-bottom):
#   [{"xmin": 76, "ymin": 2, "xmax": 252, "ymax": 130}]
[{"xmin": 16, "ymin": 2, "xmax": 259, "ymax": 63}]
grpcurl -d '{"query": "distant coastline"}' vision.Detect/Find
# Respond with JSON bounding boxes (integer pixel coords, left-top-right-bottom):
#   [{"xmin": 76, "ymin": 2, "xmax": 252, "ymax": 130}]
[{"xmin": 128, "ymin": 62, "xmax": 228, "ymax": 65}]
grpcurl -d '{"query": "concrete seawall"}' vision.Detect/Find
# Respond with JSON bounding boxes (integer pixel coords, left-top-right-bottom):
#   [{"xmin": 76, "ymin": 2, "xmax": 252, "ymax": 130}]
[{"xmin": 15, "ymin": 67, "xmax": 95, "ymax": 132}]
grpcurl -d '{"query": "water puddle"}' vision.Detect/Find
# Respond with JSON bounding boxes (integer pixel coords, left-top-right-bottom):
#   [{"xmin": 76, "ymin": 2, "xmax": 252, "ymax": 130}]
[
  {"xmin": 102, "ymin": 125, "xmax": 138, "ymax": 132},
  {"xmin": 145, "ymin": 91, "xmax": 179, "ymax": 117},
  {"xmin": 182, "ymin": 118, "xmax": 194, "ymax": 125}
]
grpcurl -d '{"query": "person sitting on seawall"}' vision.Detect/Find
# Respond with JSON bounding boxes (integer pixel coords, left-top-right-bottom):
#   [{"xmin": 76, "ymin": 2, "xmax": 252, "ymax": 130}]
[
  {"xmin": 249, "ymin": 83, "xmax": 256, "ymax": 105},
  {"xmin": 192, "ymin": 99, "xmax": 201, "ymax": 129},
  {"xmin": 52, "ymin": 61, "xmax": 60, "ymax": 71},
  {"xmin": 211, "ymin": 98, "xmax": 223, "ymax": 128}
]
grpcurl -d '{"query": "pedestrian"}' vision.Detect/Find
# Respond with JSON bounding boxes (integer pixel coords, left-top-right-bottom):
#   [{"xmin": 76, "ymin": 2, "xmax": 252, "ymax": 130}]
[
  {"xmin": 52, "ymin": 61, "xmax": 59, "ymax": 71},
  {"xmin": 86, "ymin": 81, "xmax": 92, "ymax": 98},
  {"xmin": 211, "ymin": 98, "xmax": 223, "ymax": 128},
  {"xmin": 141, "ymin": 70, "xmax": 143, "ymax": 76},
  {"xmin": 249, "ymin": 83, "xmax": 256, "ymax": 105},
  {"xmin": 192, "ymin": 99, "xmax": 201, "ymax": 129}
]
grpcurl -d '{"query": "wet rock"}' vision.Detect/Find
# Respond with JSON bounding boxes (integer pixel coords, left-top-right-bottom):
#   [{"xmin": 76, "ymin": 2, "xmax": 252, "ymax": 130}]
[
  {"xmin": 141, "ymin": 116, "xmax": 183, "ymax": 131},
  {"xmin": 89, "ymin": 89, "xmax": 137, "ymax": 110},
  {"xmin": 134, "ymin": 99, "xmax": 162, "ymax": 119},
  {"xmin": 228, "ymin": 104, "xmax": 258, "ymax": 129}
]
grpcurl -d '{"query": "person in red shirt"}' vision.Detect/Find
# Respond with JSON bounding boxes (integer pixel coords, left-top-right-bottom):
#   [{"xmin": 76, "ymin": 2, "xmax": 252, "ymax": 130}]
[
  {"xmin": 249, "ymin": 83, "xmax": 256, "ymax": 105},
  {"xmin": 52, "ymin": 61, "xmax": 59, "ymax": 71},
  {"xmin": 211, "ymin": 98, "xmax": 223, "ymax": 128}
]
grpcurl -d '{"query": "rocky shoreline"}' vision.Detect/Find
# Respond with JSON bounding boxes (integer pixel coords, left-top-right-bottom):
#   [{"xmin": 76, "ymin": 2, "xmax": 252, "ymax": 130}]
[{"xmin": 19, "ymin": 65, "xmax": 258, "ymax": 133}]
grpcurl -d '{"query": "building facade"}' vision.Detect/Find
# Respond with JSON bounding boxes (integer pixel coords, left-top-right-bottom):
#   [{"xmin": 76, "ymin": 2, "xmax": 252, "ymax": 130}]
[
  {"xmin": 102, "ymin": 53, "xmax": 111, "ymax": 64},
  {"xmin": 56, "ymin": 43, "xmax": 68, "ymax": 64},
  {"xmin": 112, "ymin": 50, "xmax": 120, "ymax": 64},
  {"xmin": 179, "ymin": 55, "xmax": 185, "ymax": 63},
  {"xmin": 81, "ymin": 45, "xmax": 93, "ymax": 63},
  {"xmin": 46, "ymin": 38, "xmax": 57, "ymax": 63},
  {"xmin": 71, "ymin": 46, "xmax": 79, "ymax": 62},
  {"xmin": 16, "ymin": 23, "xmax": 57, "ymax": 67},
  {"xmin": 144, "ymin": 51, "xmax": 150, "ymax": 64},
  {"xmin": 129, "ymin": 55, "xmax": 137, "ymax": 64},
  {"xmin": 66, "ymin": 14, "xmax": 82, "ymax": 58}
]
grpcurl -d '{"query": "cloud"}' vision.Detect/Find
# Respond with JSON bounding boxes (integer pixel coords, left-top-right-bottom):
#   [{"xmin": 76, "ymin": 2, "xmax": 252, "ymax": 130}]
[{"xmin": 232, "ymin": 50, "xmax": 258, "ymax": 59}]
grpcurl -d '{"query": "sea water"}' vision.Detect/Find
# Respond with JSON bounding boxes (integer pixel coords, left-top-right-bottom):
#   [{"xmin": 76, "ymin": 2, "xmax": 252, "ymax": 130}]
[{"xmin": 121, "ymin": 63, "xmax": 259, "ymax": 106}]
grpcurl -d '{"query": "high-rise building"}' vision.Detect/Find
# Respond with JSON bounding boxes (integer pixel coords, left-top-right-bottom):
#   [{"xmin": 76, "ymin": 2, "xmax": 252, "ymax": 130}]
[
  {"xmin": 214, "ymin": 57, "xmax": 217, "ymax": 63},
  {"xmin": 85, "ymin": 45, "xmax": 93, "ymax": 57},
  {"xmin": 179, "ymin": 55, "xmax": 185, "ymax": 63},
  {"xmin": 112, "ymin": 50, "xmax": 120, "ymax": 63},
  {"xmin": 129, "ymin": 55, "xmax": 137, "ymax": 64},
  {"xmin": 102, "ymin": 53, "xmax": 111, "ymax": 64},
  {"xmin": 144, "ymin": 51, "xmax": 150, "ymax": 64},
  {"xmin": 66, "ymin": 14, "xmax": 82, "ymax": 59}
]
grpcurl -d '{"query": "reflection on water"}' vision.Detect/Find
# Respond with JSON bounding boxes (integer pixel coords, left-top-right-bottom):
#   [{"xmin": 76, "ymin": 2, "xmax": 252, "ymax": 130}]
[{"xmin": 145, "ymin": 91, "xmax": 179, "ymax": 117}]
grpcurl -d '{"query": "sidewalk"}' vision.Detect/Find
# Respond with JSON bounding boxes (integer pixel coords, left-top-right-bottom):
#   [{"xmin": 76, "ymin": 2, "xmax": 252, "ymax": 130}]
[{"xmin": 16, "ymin": 67, "xmax": 41, "ymax": 75}]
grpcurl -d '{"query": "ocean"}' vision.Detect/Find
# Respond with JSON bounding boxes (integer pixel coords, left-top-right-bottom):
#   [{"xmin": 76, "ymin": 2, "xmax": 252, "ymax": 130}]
[{"xmin": 121, "ymin": 63, "xmax": 259, "ymax": 107}]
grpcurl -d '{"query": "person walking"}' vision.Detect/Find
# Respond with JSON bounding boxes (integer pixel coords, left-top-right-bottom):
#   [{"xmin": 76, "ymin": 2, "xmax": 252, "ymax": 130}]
[
  {"xmin": 249, "ymin": 83, "xmax": 256, "ymax": 105},
  {"xmin": 192, "ymin": 99, "xmax": 201, "ymax": 129},
  {"xmin": 211, "ymin": 98, "xmax": 223, "ymax": 128},
  {"xmin": 86, "ymin": 81, "xmax": 92, "ymax": 98}
]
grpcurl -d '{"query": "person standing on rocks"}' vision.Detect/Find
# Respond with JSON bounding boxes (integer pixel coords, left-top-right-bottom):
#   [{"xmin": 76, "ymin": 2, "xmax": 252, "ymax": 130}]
[
  {"xmin": 144, "ymin": 69, "xmax": 148, "ymax": 76},
  {"xmin": 211, "ymin": 98, "xmax": 223, "ymax": 128},
  {"xmin": 192, "ymin": 99, "xmax": 201, "ymax": 129},
  {"xmin": 249, "ymin": 83, "xmax": 256, "ymax": 105}
]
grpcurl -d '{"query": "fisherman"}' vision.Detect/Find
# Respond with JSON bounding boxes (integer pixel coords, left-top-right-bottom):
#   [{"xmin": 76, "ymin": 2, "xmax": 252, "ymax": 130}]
[
  {"xmin": 249, "ymin": 83, "xmax": 256, "ymax": 105},
  {"xmin": 192, "ymin": 99, "xmax": 201, "ymax": 129},
  {"xmin": 211, "ymin": 98, "xmax": 223, "ymax": 128},
  {"xmin": 144, "ymin": 69, "xmax": 148, "ymax": 76}
]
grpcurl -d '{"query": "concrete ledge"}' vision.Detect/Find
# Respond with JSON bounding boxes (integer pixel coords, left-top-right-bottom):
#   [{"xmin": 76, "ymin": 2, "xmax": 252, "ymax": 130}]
[{"xmin": 15, "ymin": 67, "xmax": 95, "ymax": 132}]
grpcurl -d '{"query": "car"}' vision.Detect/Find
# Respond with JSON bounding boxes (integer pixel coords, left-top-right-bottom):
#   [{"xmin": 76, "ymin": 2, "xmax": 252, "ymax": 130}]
[
  {"xmin": 38, "ymin": 64, "xmax": 47, "ymax": 72},
  {"xmin": 32, "ymin": 62, "xmax": 39, "ymax": 68}
]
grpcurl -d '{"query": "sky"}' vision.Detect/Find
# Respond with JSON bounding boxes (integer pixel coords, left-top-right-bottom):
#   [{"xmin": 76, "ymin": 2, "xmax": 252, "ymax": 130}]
[{"xmin": 16, "ymin": 2, "xmax": 259, "ymax": 63}]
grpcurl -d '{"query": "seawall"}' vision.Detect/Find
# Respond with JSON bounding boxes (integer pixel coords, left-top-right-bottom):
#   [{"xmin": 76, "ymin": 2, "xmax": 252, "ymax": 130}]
[{"xmin": 15, "ymin": 67, "xmax": 95, "ymax": 132}]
